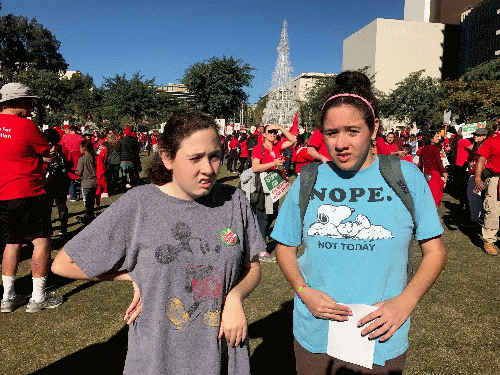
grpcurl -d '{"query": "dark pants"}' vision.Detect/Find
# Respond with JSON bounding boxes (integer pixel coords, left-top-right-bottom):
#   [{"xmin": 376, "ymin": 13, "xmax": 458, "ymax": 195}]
[
  {"xmin": 255, "ymin": 200, "xmax": 279, "ymax": 240},
  {"xmin": 68, "ymin": 179, "xmax": 79, "ymax": 201},
  {"xmin": 82, "ymin": 187, "xmax": 96, "ymax": 221},
  {"xmin": 227, "ymin": 157, "xmax": 238, "ymax": 172},
  {"xmin": 107, "ymin": 164, "xmax": 121, "ymax": 193},
  {"xmin": 294, "ymin": 339, "xmax": 407, "ymax": 375},
  {"xmin": 46, "ymin": 187, "xmax": 68, "ymax": 233},
  {"xmin": 238, "ymin": 157, "xmax": 250, "ymax": 174}
]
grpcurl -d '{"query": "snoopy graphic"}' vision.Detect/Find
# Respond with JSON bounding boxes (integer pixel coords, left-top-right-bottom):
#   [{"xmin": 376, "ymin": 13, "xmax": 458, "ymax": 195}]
[{"xmin": 308, "ymin": 204, "xmax": 393, "ymax": 240}]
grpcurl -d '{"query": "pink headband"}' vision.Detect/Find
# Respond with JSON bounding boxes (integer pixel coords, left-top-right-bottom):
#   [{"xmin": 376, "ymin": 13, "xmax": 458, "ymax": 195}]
[{"xmin": 322, "ymin": 93, "xmax": 376, "ymax": 120}]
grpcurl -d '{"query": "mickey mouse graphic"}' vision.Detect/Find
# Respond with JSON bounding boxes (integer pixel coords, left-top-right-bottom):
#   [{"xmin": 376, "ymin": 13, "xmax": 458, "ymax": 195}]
[{"xmin": 155, "ymin": 222, "xmax": 224, "ymax": 330}]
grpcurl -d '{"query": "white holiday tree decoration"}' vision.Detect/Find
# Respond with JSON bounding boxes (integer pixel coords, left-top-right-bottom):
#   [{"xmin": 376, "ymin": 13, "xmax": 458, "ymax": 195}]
[{"xmin": 262, "ymin": 20, "xmax": 300, "ymax": 127}]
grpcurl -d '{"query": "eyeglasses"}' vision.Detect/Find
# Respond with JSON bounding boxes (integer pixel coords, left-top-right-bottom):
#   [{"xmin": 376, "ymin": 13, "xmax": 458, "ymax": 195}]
[{"xmin": 267, "ymin": 130, "xmax": 278, "ymax": 135}]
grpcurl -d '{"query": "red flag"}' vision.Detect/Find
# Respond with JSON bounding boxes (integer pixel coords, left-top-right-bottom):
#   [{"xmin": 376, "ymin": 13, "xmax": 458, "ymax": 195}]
[{"xmin": 290, "ymin": 112, "xmax": 299, "ymax": 136}]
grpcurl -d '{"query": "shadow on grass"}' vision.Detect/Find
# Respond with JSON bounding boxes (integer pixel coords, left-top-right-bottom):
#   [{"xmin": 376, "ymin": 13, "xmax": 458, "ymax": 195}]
[
  {"xmin": 31, "ymin": 325, "xmax": 128, "ymax": 375},
  {"xmin": 217, "ymin": 175, "xmax": 240, "ymax": 184},
  {"xmin": 441, "ymin": 198, "xmax": 484, "ymax": 249},
  {"xmin": 249, "ymin": 300, "xmax": 296, "ymax": 375}
]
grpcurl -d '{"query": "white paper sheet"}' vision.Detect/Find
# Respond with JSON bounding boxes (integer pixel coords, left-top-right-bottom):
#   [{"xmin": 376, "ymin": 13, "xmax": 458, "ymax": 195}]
[{"xmin": 327, "ymin": 303, "xmax": 378, "ymax": 369}]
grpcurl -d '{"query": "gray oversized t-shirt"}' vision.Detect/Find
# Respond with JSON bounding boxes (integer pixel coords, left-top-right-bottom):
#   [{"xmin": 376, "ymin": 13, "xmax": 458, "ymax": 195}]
[{"xmin": 64, "ymin": 183, "xmax": 265, "ymax": 375}]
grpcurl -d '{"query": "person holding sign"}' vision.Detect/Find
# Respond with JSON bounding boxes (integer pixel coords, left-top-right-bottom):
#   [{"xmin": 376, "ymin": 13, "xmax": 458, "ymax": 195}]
[
  {"xmin": 271, "ymin": 71, "xmax": 446, "ymax": 374},
  {"xmin": 251, "ymin": 124, "xmax": 296, "ymax": 260},
  {"xmin": 52, "ymin": 111, "xmax": 263, "ymax": 375}
]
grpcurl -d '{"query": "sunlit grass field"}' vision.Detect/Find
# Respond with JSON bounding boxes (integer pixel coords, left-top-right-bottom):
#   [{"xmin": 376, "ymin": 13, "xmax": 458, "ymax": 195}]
[{"xmin": 1, "ymin": 153, "xmax": 499, "ymax": 374}]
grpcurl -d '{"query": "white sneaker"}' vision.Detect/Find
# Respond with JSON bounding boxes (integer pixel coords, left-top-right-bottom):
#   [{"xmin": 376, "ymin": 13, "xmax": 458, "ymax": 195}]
[
  {"xmin": 126, "ymin": 184, "xmax": 131, "ymax": 188},
  {"xmin": 26, "ymin": 293, "xmax": 63, "ymax": 313},
  {"xmin": 1, "ymin": 294, "xmax": 27, "ymax": 313},
  {"xmin": 101, "ymin": 192, "xmax": 109, "ymax": 198}
]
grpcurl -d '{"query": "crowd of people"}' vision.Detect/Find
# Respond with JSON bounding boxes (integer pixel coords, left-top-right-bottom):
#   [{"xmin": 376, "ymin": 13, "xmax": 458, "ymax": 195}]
[{"xmin": 1, "ymin": 71, "xmax": 498, "ymax": 374}]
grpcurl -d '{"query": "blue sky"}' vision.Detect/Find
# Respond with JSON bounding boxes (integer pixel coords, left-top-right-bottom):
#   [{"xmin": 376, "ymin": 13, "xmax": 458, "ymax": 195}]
[{"xmin": 2, "ymin": 0, "xmax": 404, "ymax": 103}]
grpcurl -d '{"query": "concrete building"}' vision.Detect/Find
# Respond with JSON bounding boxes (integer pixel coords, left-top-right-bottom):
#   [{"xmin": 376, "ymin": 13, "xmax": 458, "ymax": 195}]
[
  {"xmin": 343, "ymin": 18, "xmax": 446, "ymax": 94},
  {"xmin": 287, "ymin": 72, "xmax": 336, "ymax": 101},
  {"xmin": 343, "ymin": 0, "xmax": 479, "ymax": 95},
  {"xmin": 156, "ymin": 83, "xmax": 195, "ymax": 101},
  {"xmin": 261, "ymin": 72, "xmax": 335, "ymax": 102}
]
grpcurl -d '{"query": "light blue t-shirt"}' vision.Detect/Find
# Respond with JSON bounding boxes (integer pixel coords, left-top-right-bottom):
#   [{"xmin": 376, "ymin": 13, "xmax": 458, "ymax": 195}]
[{"xmin": 271, "ymin": 158, "xmax": 443, "ymax": 366}]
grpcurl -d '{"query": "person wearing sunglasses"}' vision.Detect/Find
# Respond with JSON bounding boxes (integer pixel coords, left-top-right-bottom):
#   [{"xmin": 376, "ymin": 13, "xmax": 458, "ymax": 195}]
[{"xmin": 251, "ymin": 124, "xmax": 296, "ymax": 261}]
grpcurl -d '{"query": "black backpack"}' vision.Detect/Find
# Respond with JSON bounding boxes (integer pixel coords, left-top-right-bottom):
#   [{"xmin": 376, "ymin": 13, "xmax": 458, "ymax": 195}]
[{"xmin": 246, "ymin": 134, "xmax": 258, "ymax": 153}]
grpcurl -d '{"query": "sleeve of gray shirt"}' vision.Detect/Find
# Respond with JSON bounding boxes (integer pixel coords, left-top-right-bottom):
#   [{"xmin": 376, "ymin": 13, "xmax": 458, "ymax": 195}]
[{"xmin": 63, "ymin": 188, "xmax": 142, "ymax": 278}]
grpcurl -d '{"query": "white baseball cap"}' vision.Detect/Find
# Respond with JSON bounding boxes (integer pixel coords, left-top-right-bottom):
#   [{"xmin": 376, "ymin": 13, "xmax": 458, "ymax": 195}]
[{"xmin": 0, "ymin": 83, "xmax": 38, "ymax": 103}]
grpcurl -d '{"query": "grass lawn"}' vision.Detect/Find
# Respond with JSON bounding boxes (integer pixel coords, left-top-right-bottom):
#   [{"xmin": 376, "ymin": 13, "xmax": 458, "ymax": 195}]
[{"xmin": 1, "ymin": 154, "xmax": 500, "ymax": 374}]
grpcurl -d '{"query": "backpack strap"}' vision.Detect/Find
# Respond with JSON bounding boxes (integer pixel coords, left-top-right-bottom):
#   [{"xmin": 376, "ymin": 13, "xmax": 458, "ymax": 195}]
[
  {"xmin": 378, "ymin": 154, "xmax": 416, "ymax": 227},
  {"xmin": 299, "ymin": 162, "xmax": 320, "ymax": 228},
  {"xmin": 378, "ymin": 154, "xmax": 416, "ymax": 282}
]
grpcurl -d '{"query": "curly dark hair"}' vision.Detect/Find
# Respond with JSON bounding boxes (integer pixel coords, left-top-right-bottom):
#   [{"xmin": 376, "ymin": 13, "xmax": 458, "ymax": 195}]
[
  {"xmin": 320, "ymin": 71, "xmax": 380, "ymax": 134},
  {"xmin": 147, "ymin": 111, "xmax": 221, "ymax": 185}
]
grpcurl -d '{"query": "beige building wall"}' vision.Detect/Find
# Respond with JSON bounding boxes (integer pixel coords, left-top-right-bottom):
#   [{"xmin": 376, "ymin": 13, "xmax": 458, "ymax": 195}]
[
  {"xmin": 343, "ymin": 18, "xmax": 445, "ymax": 94},
  {"xmin": 404, "ymin": 0, "xmax": 431, "ymax": 22},
  {"xmin": 288, "ymin": 72, "xmax": 336, "ymax": 101}
]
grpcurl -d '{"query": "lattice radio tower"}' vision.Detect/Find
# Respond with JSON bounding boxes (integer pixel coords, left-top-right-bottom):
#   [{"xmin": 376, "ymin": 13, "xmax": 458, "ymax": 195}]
[{"xmin": 262, "ymin": 20, "xmax": 300, "ymax": 127}]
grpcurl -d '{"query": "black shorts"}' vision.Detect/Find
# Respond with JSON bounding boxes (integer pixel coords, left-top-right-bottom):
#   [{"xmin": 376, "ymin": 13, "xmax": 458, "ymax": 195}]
[{"xmin": 0, "ymin": 194, "xmax": 52, "ymax": 244}]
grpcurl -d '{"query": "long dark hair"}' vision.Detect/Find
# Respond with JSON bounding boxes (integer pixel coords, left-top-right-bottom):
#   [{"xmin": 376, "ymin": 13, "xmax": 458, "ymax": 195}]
[{"xmin": 147, "ymin": 111, "xmax": 220, "ymax": 185}]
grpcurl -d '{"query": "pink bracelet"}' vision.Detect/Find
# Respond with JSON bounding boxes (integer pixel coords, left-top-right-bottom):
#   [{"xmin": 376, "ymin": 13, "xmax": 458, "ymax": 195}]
[{"xmin": 296, "ymin": 283, "xmax": 309, "ymax": 299}]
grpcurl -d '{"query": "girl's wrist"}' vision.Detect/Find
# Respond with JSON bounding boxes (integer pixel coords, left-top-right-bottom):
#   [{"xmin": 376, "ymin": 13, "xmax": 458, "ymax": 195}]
[{"xmin": 296, "ymin": 282, "xmax": 311, "ymax": 299}]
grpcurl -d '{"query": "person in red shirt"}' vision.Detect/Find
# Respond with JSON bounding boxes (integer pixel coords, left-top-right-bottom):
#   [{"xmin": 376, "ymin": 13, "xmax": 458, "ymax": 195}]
[
  {"xmin": 293, "ymin": 133, "xmax": 315, "ymax": 173},
  {"xmin": 252, "ymin": 124, "xmax": 296, "ymax": 261},
  {"xmin": 454, "ymin": 134, "xmax": 473, "ymax": 207},
  {"xmin": 376, "ymin": 132, "xmax": 402, "ymax": 156},
  {"xmin": 307, "ymin": 129, "xmax": 331, "ymax": 163},
  {"xmin": 254, "ymin": 122, "xmax": 264, "ymax": 145},
  {"xmin": 474, "ymin": 128, "xmax": 500, "ymax": 255},
  {"xmin": 237, "ymin": 133, "xmax": 250, "ymax": 174},
  {"xmin": 0, "ymin": 82, "xmax": 63, "ymax": 313},
  {"xmin": 400, "ymin": 144, "xmax": 414, "ymax": 163},
  {"xmin": 226, "ymin": 134, "xmax": 239, "ymax": 173},
  {"xmin": 61, "ymin": 125, "xmax": 84, "ymax": 201},
  {"xmin": 418, "ymin": 132, "xmax": 447, "ymax": 206}
]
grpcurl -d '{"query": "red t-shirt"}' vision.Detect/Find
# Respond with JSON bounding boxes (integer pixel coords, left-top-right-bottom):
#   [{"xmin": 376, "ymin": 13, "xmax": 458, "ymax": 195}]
[
  {"xmin": 376, "ymin": 137, "xmax": 399, "ymax": 155},
  {"xmin": 239, "ymin": 139, "xmax": 249, "ymax": 158},
  {"xmin": 477, "ymin": 135, "xmax": 500, "ymax": 173},
  {"xmin": 294, "ymin": 146, "xmax": 315, "ymax": 173},
  {"xmin": 308, "ymin": 129, "xmax": 331, "ymax": 160},
  {"xmin": 61, "ymin": 133, "xmax": 84, "ymax": 179},
  {"xmin": 455, "ymin": 138, "xmax": 472, "ymax": 167},
  {"xmin": 401, "ymin": 155, "xmax": 414, "ymax": 163},
  {"xmin": 0, "ymin": 114, "xmax": 51, "ymax": 200},
  {"xmin": 228, "ymin": 138, "xmax": 239, "ymax": 150},
  {"xmin": 418, "ymin": 144, "xmax": 446, "ymax": 175},
  {"xmin": 252, "ymin": 140, "xmax": 284, "ymax": 172}
]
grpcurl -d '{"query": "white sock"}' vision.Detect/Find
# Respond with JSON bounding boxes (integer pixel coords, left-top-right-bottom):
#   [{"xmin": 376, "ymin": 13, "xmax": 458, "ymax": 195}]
[
  {"xmin": 31, "ymin": 276, "xmax": 47, "ymax": 303},
  {"xmin": 2, "ymin": 275, "xmax": 16, "ymax": 300}
]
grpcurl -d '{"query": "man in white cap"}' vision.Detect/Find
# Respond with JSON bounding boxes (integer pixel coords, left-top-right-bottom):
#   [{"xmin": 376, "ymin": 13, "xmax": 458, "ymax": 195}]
[{"xmin": 0, "ymin": 82, "xmax": 63, "ymax": 312}]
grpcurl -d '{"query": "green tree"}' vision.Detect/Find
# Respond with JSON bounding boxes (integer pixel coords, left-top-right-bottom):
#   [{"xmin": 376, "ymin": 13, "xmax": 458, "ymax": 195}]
[
  {"xmin": 102, "ymin": 73, "xmax": 160, "ymax": 128},
  {"xmin": 181, "ymin": 56, "xmax": 254, "ymax": 119},
  {"xmin": 441, "ymin": 80, "xmax": 500, "ymax": 124},
  {"xmin": 0, "ymin": 13, "xmax": 67, "ymax": 81},
  {"xmin": 380, "ymin": 70, "xmax": 445, "ymax": 130},
  {"xmin": 462, "ymin": 58, "xmax": 500, "ymax": 82},
  {"xmin": 16, "ymin": 68, "xmax": 69, "ymax": 126},
  {"xmin": 300, "ymin": 75, "xmax": 337, "ymax": 130}
]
